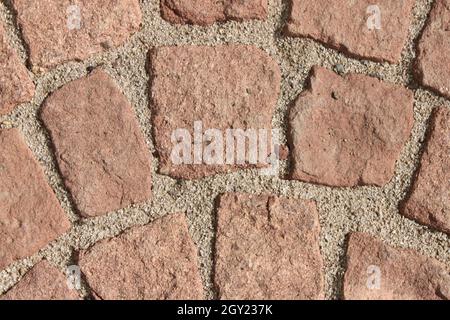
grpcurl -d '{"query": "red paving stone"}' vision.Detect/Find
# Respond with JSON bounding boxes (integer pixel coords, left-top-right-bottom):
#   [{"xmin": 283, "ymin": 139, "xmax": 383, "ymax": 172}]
[
  {"xmin": 214, "ymin": 193, "xmax": 324, "ymax": 300},
  {"xmin": 41, "ymin": 69, "xmax": 152, "ymax": 218},
  {"xmin": 288, "ymin": 66, "xmax": 414, "ymax": 187},
  {"xmin": 79, "ymin": 213, "xmax": 204, "ymax": 300},
  {"xmin": 286, "ymin": 0, "xmax": 415, "ymax": 63},
  {"xmin": 0, "ymin": 261, "xmax": 79, "ymax": 300},
  {"xmin": 11, "ymin": 0, "xmax": 142, "ymax": 69},
  {"xmin": 344, "ymin": 233, "xmax": 450, "ymax": 300},
  {"xmin": 416, "ymin": 0, "xmax": 450, "ymax": 99},
  {"xmin": 401, "ymin": 107, "xmax": 450, "ymax": 234},
  {"xmin": 161, "ymin": 0, "xmax": 267, "ymax": 26},
  {"xmin": 0, "ymin": 24, "xmax": 34, "ymax": 115},
  {"xmin": 0, "ymin": 129, "xmax": 70, "ymax": 270},
  {"xmin": 150, "ymin": 45, "xmax": 281, "ymax": 179}
]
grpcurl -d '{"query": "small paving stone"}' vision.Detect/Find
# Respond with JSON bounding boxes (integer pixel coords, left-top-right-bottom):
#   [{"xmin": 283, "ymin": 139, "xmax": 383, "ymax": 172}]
[
  {"xmin": 0, "ymin": 129, "xmax": 70, "ymax": 270},
  {"xmin": 401, "ymin": 107, "xmax": 450, "ymax": 234},
  {"xmin": 416, "ymin": 0, "xmax": 450, "ymax": 99},
  {"xmin": 286, "ymin": 0, "xmax": 415, "ymax": 63},
  {"xmin": 150, "ymin": 45, "xmax": 281, "ymax": 179},
  {"xmin": 79, "ymin": 213, "xmax": 204, "ymax": 300},
  {"xmin": 288, "ymin": 66, "xmax": 414, "ymax": 187},
  {"xmin": 344, "ymin": 233, "xmax": 450, "ymax": 300},
  {"xmin": 11, "ymin": 0, "xmax": 142, "ymax": 70},
  {"xmin": 214, "ymin": 193, "xmax": 324, "ymax": 300},
  {"xmin": 0, "ymin": 261, "xmax": 79, "ymax": 300},
  {"xmin": 161, "ymin": 0, "xmax": 267, "ymax": 26},
  {"xmin": 0, "ymin": 24, "xmax": 34, "ymax": 115},
  {"xmin": 41, "ymin": 69, "xmax": 152, "ymax": 218}
]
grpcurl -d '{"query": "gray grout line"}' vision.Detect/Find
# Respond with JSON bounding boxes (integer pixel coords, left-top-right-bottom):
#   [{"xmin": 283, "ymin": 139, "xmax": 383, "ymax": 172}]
[{"xmin": 0, "ymin": 0, "xmax": 449, "ymax": 300}]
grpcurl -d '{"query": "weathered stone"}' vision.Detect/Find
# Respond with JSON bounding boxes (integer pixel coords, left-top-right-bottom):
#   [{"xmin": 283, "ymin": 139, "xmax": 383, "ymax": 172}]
[
  {"xmin": 286, "ymin": 0, "xmax": 415, "ymax": 63},
  {"xmin": 0, "ymin": 24, "xmax": 34, "ymax": 115},
  {"xmin": 288, "ymin": 66, "xmax": 414, "ymax": 187},
  {"xmin": 79, "ymin": 213, "xmax": 204, "ymax": 300},
  {"xmin": 0, "ymin": 129, "xmax": 70, "ymax": 270},
  {"xmin": 214, "ymin": 193, "xmax": 324, "ymax": 300},
  {"xmin": 11, "ymin": 0, "xmax": 142, "ymax": 69},
  {"xmin": 0, "ymin": 261, "xmax": 79, "ymax": 300},
  {"xmin": 41, "ymin": 69, "xmax": 152, "ymax": 217},
  {"xmin": 416, "ymin": 0, "xmax": 450, "ymax": 99},
  {"xmin": 150, "ymin": 45, "xmax": 281, "ymax": 179},
  {"xmin": 344, "ymin": 232, "xmax": 450, "ymax": 300},
  {"xmin": 401, "ymin": 107, "xmax": 450, "ymax": 234},
  {"xmin": 161, "ymin": 0, "xmax": 267, "ymax": 26}
]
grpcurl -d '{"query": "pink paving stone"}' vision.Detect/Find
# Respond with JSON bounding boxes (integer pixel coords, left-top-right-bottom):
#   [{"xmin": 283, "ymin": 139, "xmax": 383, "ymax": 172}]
[
  {"xmin": 401, "ymin": 107, "xmax": 450, "ymax": 234},
  {"xmin": 79, "ymin": 213, "xmax": 204, "ymax": 300},
  {"xmin": 288, "ymin": 66, "xmax": 414, "ymax": 187},
  {"xmin": 214, "ymin": 193, "xmax": 324, "ymax": 300},
  {"xmin": 11, "ymin": 0, "xmax": 142, "ymax": 70},
  {"xmin": 161, "ymin": 0, "xmax": 268, "ymax": 26},
  {"xmin": 0, "ymin": 24, "xmax": 34, "ymax": 115},
  {"xmin": 149, "ymin": 45, "xmax": 281, "ymax": 179},
  {"xmin": 0, "ymin": 261, "xmax": 80, "ymax": 300},
  {"xmin": 286, "ymin": 0, "xmax": 415, "ymax": 63},
  {"xmin": 416, "ymin": 0, "xmax": 450, "ymax": 99},
  {"xmin": 344, "ymin": 233, "xmax": 450, "ymax": 300},
  {"xmin": 0, "ymin": 129, "xmax": 70, "ymax": 270},
  {"xmin": 41, "ymin": 69, "xmax": 152, "ymax": 218}
]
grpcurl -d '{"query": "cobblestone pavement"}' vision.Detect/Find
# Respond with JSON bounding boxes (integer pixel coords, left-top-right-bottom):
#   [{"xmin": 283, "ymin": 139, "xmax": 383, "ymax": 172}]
[{"xmin": 0, "ymin": 0, "xmax": 449, "ymax": 300}]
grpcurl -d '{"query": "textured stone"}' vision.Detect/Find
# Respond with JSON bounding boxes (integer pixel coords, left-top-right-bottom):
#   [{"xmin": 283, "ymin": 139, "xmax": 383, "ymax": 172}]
[
  {"xmin": 0, "ymin": 24, "xmax": 34, "ymax": 115},
  {"xmin": 0, "ymin": 261, "xmax": 79, "ymax": 300},
  {"xmin": 161, "ymin": 0, "xmax": 267, "ymax": 26},
  {"xmin": 150, "ymin": 45, "xmax": 281, "ymax": 179},
  {"xmin": 401, "ymin": 107, "xmax": 450, "ymax": 234},
  {"xmin": 11, "ymin": 0, "xmax": 142, "ymax": 70},
  {"xmin": 344, "ymin": 233, "xmax": 450, "ymax": 300},
  {"xmin": 416, "ymin": 0, "xmax": 450, "ymax": 99},
  {"xmin": 286, "ymin": 0, "xmax": 415, "ymax": 63},
  {"xmin": 288, "ymin": 66, "xmax": 414, "ymax": 187},
  {"xmin": 41, "ymin": 69, "xmax": 152, "ymax": 218},
  {"xmin": 0, "ymin": 129, "xmax": 70, "ymax": 270},
  {"xmin": 214, "ymin": 193, "xmax": 324, "ymax": 300},
  {"xmin": 79, "ymin": 213, "xmax": 204, "ymax": 300}
]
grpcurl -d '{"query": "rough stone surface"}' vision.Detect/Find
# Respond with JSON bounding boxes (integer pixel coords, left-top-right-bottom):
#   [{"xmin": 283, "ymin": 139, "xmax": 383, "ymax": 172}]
[
  {"xmin": 1, "ymin": 0, "xmax": 449, "ymax": 302},
  {"xmin": 288, "ymin": 66, "xmax": 414, "ymax": 187},
  {"xmin": 0, "ymin": 261, "xmax": 79, "ymax": 300},
  {"xmin": 286, "ymin": 0, "xmax": 415, "ymax": 63},
  {"xmin": 161, "ymin": 0, "xmax": 267, "ymax": 26},
  {"xmin": 344, "ymin": 233, "xmax": 450, "ymax": 300},
  {"xmin": 214, "ymin": 193, "xmax": 324, "ymax": 300},
  {"xmin": 150, "ymin": 45, "xmax": 281, "ymax": 179},
  {"xmin": 0, "ymin": 24, "xmax": 34, "ymax": 115},
  {"xmin": 401, "ymin": 107, "xmax": 450, "ymax": 234},
  {"xmin": 79, "ymin": 213, "xmax": 204, "ymax": 300},
  {"xmin": 416, "ymin": 0, "xmax": 450, "ymax": 99},
  {"xmin": 0, "ymin": 129, "xmax": 70, "ymax": 270},
  {"xmin": 41, "ymin": 69, "xmax": 152, "ymax": 218},
  {"xmin": 11, "ymin": 0, "xmax": 142, "ymax": 70}
]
